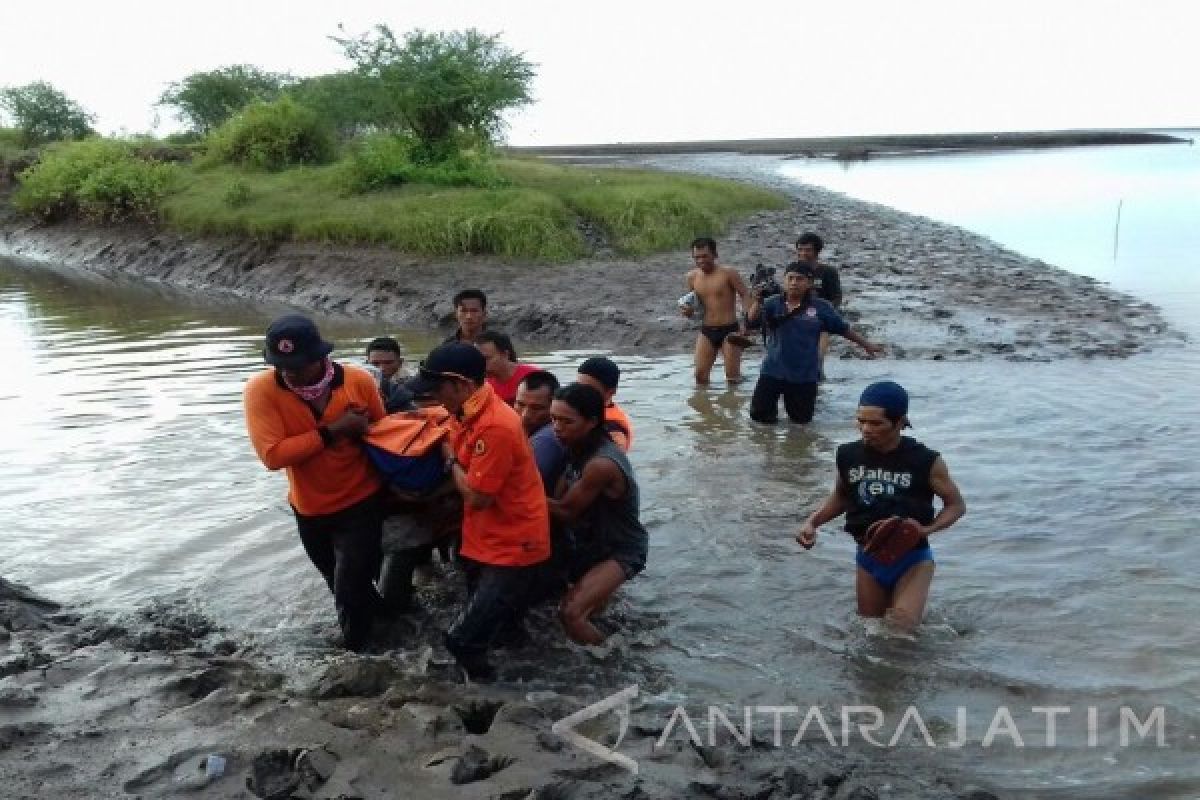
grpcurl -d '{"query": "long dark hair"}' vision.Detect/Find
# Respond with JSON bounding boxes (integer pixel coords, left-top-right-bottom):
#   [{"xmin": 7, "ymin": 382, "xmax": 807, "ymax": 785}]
[{"xmin": 554, "ymin": 382, "xmax": 610, "ymax": 462}]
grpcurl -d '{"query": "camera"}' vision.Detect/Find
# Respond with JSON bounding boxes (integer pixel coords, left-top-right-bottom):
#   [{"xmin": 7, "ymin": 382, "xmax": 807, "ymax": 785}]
[{"xmin": 749, "ymin": 263, "xmax": 783, "ymax": 300}]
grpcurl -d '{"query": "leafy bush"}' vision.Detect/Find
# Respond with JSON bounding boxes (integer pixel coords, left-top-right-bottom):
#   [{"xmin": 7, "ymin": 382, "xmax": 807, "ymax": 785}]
[
  {"xmin": 77, "ymin": 161, "xmax": 177, "ymax": 221},
  {"xmin": 205, "ymin": 97, "xmax": 335, "ymax": 171},
  {"xmin": 13, "ymin": 138, "xmax": 176, "ymax": 222},
  {"xmin": 336, "ymin": 134, "xmax": 506, "ymax": 193}
]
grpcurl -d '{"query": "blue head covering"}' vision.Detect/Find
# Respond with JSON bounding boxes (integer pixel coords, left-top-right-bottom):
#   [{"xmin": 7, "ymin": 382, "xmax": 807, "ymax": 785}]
[{"xmin": 859, "ymin": 381, "xmax": 911, "ymax": 427}]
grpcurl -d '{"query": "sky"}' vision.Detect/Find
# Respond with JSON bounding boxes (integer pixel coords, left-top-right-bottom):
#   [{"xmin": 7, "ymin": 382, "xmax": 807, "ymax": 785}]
[{"xmin": 1, "ymin": 0, "xmax": 1196, "ymax": 145}]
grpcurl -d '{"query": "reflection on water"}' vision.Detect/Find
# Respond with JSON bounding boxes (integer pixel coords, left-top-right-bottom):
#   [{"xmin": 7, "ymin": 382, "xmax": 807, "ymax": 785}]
[
  {"xmin": 778, "ymin": 134, "xmax": 1200, "ymax": 336},
  {"xmin": 3, "ymin": 140, "xmax": 1200, "ymax": 796}
]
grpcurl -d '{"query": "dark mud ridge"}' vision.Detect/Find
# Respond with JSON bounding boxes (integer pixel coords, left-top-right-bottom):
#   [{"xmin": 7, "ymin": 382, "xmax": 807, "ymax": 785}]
[
  {"xmin": 2, "ymin": 576, "xmax": 1003, "ymax": 798},
  {"xmin": 0, "ymin": 160, "xmax": 1178, "ymax": 361}
]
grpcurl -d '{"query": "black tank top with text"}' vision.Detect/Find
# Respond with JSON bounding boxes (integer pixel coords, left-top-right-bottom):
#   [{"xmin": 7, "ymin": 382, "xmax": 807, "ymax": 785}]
[{"xmin": 836, "ymin": 436, "xmax": 940, "ymax": 539}]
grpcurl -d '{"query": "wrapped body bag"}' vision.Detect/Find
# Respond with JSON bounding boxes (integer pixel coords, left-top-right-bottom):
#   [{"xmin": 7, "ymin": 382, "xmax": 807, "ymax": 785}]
[{"xmin": 363, "ymin": 407, "xmax": 453, "ymax": 493}]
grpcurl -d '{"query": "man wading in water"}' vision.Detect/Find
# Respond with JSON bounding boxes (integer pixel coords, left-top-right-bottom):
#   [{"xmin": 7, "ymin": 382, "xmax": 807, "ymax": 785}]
[
  {"xmin": 243, "ymin": 315, "xmax": 387, "ymax": 651},
  {"xmin": 796, "ymin": 382, "xmax": 966, "ymax": 631},
  {"xmin": 746, "ymin": 262, "xmax": 883, "ymax": 425},
  {"xmin": 548, "ymin": 383, "xmax": 649, "ymax": 644},
  {"xmin": 408, "ymin": 343, "xmax": 551, "ymax": 680},
  {"xmin": 682, "ymin": 237, "xmax": 755, "ymax": 385}
]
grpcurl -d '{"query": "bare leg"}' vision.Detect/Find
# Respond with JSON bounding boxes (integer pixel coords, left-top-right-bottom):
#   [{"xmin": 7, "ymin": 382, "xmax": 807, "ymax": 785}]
[
  {"xmin": 560, "ymin": 560, "xmax": 627, "ymax": 645},
  {"xmin": 855, "ymin": 566, "xmax": 890, "ymax": 618},
  {"xmin": 694, "ymin": 332, "xmax": 718, "ymax": 385},
  {"xmin": 721, "ymin": 339, "xmax": 744, "ymax": 383},
  {"xmin": 885, "ymin": 561, "xmax": 935, "ymax": 632}
]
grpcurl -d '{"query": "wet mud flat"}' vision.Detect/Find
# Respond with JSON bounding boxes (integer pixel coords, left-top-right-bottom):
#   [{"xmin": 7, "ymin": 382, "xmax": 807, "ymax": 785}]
[
  {"xmin": 0, "ymin": 157, "xmax": 1178, "ymax": 362},
  {"xmin": 1, "ymin": 576, "xmax": 1004, "ymax": 799}
]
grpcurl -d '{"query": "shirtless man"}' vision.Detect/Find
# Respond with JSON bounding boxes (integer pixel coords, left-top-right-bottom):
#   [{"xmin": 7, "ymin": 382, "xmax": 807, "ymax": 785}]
[{"xmin": 682, "ymin": 237, "xmax": 754, "ymax": 385}]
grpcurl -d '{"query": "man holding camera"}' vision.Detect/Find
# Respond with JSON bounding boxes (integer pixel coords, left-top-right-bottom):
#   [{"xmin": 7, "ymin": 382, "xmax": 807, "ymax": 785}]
[
  {"xmin": 681, "ymin": 237, "xmax": 756, "ymax": 385},
  {"xmin": 746, "ymin": 263, "xmax": 883, "ymax": 424}
]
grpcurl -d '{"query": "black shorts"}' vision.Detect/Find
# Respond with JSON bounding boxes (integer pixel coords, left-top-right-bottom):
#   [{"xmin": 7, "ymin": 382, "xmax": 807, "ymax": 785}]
[
  {"xmin": 569, "ymin": 539, "xmax": 647, "ymax": 583},
  {"xmin": 700, "ymin": 323, "xmax": 739, "ymax": 349}
]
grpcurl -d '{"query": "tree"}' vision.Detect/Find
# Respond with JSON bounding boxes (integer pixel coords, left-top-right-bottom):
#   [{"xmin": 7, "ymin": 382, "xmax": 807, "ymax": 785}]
[
  {"xmin": 334, "ymin": 26, "xmax": 535, "ymax": 160},
  {"xmin": 158, "ymin": 65, "xmax": 293, "ymax": 134},
  {"xmin": 287, "ymin": 71, "xmax": 385, "ymax": 140},
  {"xmin": 0, "ymin": 81, "xmax": 95, "ymax": 145}
]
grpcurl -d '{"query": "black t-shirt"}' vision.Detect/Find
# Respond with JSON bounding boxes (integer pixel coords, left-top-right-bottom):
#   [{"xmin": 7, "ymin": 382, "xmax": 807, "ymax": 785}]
[
  {"xmin": 836, "ymin": 436, "xmax": 940, "ymax": 539},
  {"xmin": 813, "ymin": 264, "xmax": 842, "ymax": 307}
]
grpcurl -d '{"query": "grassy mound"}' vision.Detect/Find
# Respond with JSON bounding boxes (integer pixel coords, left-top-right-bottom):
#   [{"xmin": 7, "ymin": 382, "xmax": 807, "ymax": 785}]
[
  {"xmin": 162, "ymin": 156, "xmax": 785, "ymax": 260},
  {"xmin": 7, "ymin": 129, "xmax": 786, "ymax": 261}
]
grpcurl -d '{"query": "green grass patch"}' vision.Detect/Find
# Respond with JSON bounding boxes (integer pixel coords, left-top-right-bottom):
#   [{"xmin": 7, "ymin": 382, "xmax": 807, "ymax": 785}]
[
  {"xmin": 9, "ymin": 134, "xmax": 786, "ymax": 260},
  {"xmin": 161, "ymin": 157, "xmax": 785, "ymax": 260},
  {"xmin": 498, "ymin": 159, "xmax": 787, "ymax": 254},
  {"xmin": 163, "ymin": 164, "xmax": 584, "ymax": 260}
]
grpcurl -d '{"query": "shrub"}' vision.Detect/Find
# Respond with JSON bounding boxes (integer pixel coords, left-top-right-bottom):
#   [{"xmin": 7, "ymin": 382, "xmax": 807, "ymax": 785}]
[
  {"xmin": 336, "ymin": 134, "xmax": 506, "ymax": 193},
  {"xmin": 13, "ymin": 138, "xmax": 176, "ymax": 222},
  {"xmin": 77, "ymin": 160, "xmax": 177, "ymax": 222},
  {"xmin": 205, "ymin": 97, "xmax": 335, "ymax": 171}
]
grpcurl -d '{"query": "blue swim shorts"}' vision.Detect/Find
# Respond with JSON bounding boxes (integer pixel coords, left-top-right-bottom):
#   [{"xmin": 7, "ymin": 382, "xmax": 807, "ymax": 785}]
[{"xmin": 855, "ymin": 542, "xmax": 934, "ymax": 591}]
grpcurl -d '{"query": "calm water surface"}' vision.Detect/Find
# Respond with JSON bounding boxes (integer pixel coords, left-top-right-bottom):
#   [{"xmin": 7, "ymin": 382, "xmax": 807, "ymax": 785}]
[{"xmin": 2, "ymin": 139, "xmax": 1199, "ymax": 797}]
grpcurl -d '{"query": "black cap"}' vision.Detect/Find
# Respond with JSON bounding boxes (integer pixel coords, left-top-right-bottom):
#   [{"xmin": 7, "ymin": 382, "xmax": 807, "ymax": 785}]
[
  {"xmin": 577, "ymin": 356, "xmax": 620, "ymax": 390},
  {"xmin": 784, "ymin": 261, "xmax": 815, "ymax": 278},
  {"xmin": 406, "ymin": 343, "xmax": 487, "ymax": 395},
  {"xmin": 263, "ymin": 314, "xmax": 334, "ymax": 369},
  {"xmin": 404, "ymin": 374, "xmax": 433, "ymax": 400}
]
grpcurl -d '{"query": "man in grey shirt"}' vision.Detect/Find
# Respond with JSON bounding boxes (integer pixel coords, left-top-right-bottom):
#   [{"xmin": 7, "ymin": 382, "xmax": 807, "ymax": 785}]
[{"xmin": 514, "ymin": 370, "xmax": 567, "ymax": 494}]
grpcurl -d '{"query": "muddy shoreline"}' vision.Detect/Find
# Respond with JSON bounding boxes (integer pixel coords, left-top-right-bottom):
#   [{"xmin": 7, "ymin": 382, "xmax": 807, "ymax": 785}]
[
  {"xmin": 2, "ymin": 576, "xmax": 1004, "ymax": 799},
  {"xmin": 0, "ymin": 157, "xmax": 1178, "ymax": 363}
]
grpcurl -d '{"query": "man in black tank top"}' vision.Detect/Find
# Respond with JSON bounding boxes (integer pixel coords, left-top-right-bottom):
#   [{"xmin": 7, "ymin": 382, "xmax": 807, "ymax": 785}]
[
  {"xmin": 795, "ymin": 382, "xmax": 966, "ymax": 631},
  {"xmin": 547, "ymin": 383, "xmax": 649, "ymax": 645}
]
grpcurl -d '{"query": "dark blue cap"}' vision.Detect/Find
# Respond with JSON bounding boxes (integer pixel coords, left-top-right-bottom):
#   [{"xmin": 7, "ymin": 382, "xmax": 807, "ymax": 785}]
[
  {"xmin": 406, "ymin": 343, "xmax": 486, "ymax": 395},
  {"xmin": 263, "ymin": 314, "xmax": 334, "ymax": 369},
  {"xmin": 859, "ymin": 381, "xmax": 912, "ymax": 427}
]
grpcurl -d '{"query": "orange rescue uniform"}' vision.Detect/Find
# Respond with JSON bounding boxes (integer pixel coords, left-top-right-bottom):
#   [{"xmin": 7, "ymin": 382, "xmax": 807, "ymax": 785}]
[
  {"xmin": 453, "ymin": 383, "xmax": 550, "ymax": 567},
  {"xmin": 604, "ymin": 402, "xmax": 634, "ymax": 452},
  {"xmin": 243, "ymin": 363, "xmax": 385, "ymax": 516}
]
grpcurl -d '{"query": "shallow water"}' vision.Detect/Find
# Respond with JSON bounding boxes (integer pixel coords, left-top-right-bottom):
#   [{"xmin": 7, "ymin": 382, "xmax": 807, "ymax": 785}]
[{"xmin": 3, "ymin": 139, "xmax": 1200, "ymax": 796}]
